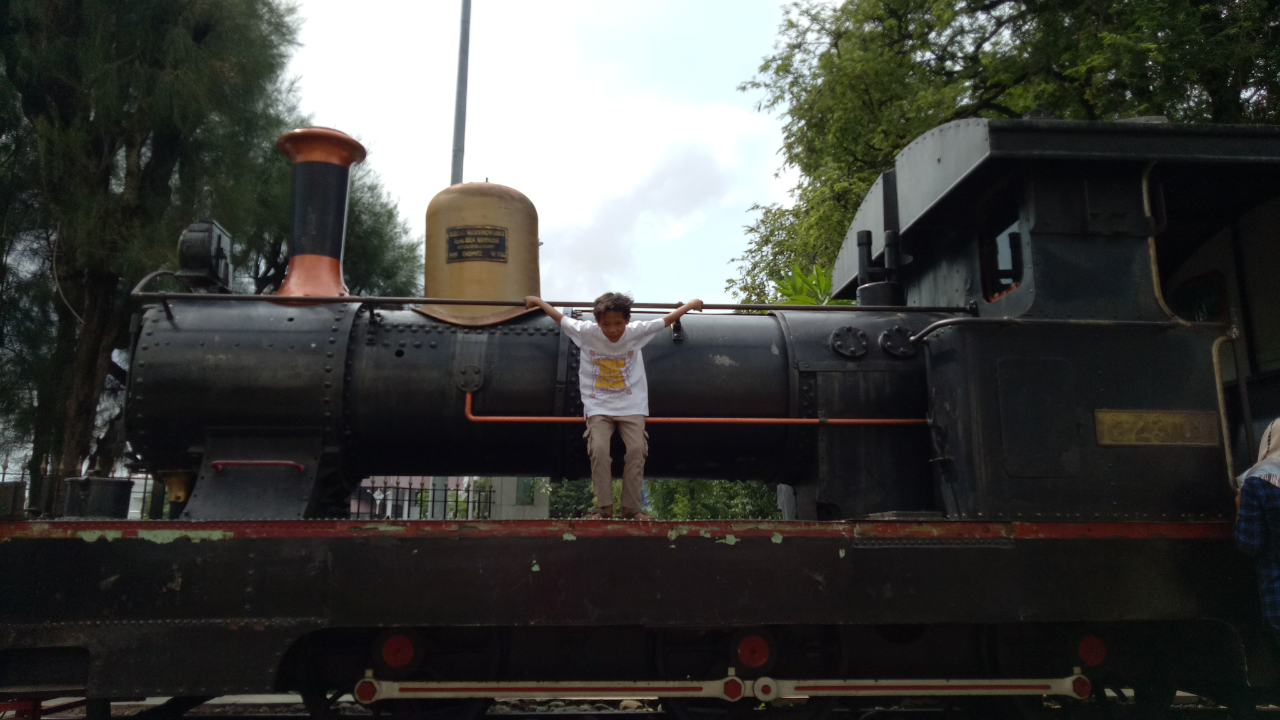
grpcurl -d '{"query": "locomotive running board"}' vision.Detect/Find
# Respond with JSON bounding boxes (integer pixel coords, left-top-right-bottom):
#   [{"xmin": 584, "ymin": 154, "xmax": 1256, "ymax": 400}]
[{"xmin": 353, "ymin": 672, "xmax": 1091, "ymax": 703}]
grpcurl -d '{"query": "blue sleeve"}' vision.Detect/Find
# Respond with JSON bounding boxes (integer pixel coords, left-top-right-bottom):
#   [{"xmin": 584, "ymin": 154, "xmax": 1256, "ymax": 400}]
[{"xmin": 1234, "ymin": 476, "xmax": 1268, "ymax": 558}]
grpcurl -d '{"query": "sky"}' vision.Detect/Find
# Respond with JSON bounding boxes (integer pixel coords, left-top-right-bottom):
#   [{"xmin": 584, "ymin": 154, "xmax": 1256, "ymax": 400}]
[{"xmin": 287, "ymin": 0, "xmax": 796, "ymax": 303}]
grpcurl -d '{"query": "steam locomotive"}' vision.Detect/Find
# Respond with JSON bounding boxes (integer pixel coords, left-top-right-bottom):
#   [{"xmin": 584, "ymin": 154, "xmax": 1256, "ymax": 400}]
[{"xmin": 4, "ymin": 118, "xmax": 1280, "ymax": 719}]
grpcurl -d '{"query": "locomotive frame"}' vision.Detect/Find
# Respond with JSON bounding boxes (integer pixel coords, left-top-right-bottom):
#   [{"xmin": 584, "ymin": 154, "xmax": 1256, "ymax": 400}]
[{"xmin": 5, "ymin": 118, "xmax": 1280, "ymax": 719}]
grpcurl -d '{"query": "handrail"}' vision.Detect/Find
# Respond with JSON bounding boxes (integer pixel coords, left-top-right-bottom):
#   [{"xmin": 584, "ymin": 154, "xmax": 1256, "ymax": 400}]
[
  {"xmin": 907, "ymin": 316, "xmax": 1221, "ymax": 344},
  {"xmin": 463, "ymin": 392, "xmax": 927, "ymax": 426},
  {"xmin": 130, "ymin": 291, "xmax": 973, "ymax": 314},
  {"xmin": 211, "ymin": 460, "xmax": 306, "ymax": 473}
]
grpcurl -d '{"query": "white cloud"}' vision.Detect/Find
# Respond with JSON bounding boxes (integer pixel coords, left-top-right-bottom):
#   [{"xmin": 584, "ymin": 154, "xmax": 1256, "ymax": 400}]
[
  {"xmin": 540, "ymin": 144, "xmax": 731, "ymax": 300},
  {"xmin": 287, "ymin": 0, "xmax": 794, "ymax": 303}
]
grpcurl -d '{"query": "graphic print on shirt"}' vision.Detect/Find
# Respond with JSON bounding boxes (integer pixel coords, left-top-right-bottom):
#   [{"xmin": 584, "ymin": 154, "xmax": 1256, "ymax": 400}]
[{"xmin": 589, "ymin": 349, "xmax": 636, "ymax": 397}]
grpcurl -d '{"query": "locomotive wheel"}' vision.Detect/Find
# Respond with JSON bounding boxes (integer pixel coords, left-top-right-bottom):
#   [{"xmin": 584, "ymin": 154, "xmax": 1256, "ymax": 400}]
[
  {"xmin": 653, "ymin": 628, "xmax": 843, "ymax": 720},
  {"xmin": 369, "ymin": 627, "xmax": 503, "ymax": 720}
]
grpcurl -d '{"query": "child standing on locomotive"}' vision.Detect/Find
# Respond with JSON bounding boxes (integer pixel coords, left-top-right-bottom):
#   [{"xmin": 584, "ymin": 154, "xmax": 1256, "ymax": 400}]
[
  {"xmin": 525, "ymin": 292, "xmax": 703, "ymax": 520},
  {"xmin": 1234, "ymin": 418, "xmax": 1280, "ymax": 644}
]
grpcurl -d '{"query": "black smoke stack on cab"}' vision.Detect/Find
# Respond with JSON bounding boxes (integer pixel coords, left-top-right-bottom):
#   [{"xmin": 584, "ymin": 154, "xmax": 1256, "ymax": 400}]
[{"xmin": 856, "ymin": 230, "xmax": 906, "ymax": 306}]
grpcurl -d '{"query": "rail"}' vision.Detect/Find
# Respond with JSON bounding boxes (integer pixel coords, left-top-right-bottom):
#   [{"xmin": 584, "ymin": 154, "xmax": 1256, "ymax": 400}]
[
  {"xmin": 463, "ymin": 392, "xmax": 928, "ymax": 426},
  {"xmin": 211, "ymin": 460, "xmax": 305, "ymax": 473},
  {"xmin": 906, "ymin": 316, "xmax": 1221, "ymax": 344},
  {"xmin": 129, "ymin": 288, "xmax": 973, "ymax": 315},
  {"xmin": 0, "ymin": 469, "xmax": 493, "ymax": 521}
]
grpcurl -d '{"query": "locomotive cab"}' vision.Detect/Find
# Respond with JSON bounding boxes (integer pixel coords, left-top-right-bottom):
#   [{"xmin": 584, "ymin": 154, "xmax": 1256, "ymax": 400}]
[{"xmin": 833, "ymin": 118, "xmax": 1280, "ymax": 522}]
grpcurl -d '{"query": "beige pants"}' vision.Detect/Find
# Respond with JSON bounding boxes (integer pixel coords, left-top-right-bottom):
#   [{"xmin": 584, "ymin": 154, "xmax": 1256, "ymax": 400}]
[{"xmin": 585, "ymin": 414, "xmax": 647, "ymax": 512}]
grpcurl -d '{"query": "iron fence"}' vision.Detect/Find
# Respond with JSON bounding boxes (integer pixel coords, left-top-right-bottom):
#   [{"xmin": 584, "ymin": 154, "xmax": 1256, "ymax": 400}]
[
  {"xmin": 0, "ymin": 469, "xmax": 495, "ymax": 521},
  {"xmin": 350, "ymin": 478, "xmax": 495, "ymax": 520},
  {"xmin": 0, "ymin": 469, "xmax": 166, "ymax": 520}
]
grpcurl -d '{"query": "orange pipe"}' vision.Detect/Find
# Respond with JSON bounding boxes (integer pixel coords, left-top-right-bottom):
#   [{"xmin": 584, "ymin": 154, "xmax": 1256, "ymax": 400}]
[{"xmin": 463, "ymin": 393, "xmax": 927, "ymax": 426}]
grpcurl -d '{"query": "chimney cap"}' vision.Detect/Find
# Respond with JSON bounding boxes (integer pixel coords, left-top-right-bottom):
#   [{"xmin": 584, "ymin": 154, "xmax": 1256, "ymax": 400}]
[{"xmin": 277, "ymin": 126, "xmax": 367, "ymax": 167}]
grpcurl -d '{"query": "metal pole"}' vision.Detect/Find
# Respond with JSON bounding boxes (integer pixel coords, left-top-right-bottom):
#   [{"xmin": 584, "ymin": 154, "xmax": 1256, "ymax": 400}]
[{"xmin": 450, "ymin": 0, "xmax": 472, "ymax": 186}]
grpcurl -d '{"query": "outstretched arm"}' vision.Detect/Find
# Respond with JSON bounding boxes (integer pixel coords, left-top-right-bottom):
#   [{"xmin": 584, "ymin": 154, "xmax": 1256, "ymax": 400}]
[
  {"xmin": 524, "ymin": 296, "xmax": 565, "ymax": 325},
  {"xmin": 663, "ymin": 299, "xmax": 704, "ymax": 327}
]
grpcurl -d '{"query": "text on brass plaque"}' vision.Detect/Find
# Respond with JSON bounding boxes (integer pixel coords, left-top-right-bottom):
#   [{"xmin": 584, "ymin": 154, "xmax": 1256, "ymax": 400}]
[
  {"xmin": 1094, "ymin": 410, "xmax": 1219, "ymax": 447},
  {"xmin": 447, "ymin": 225, "xmax": 508, "ymax": 263}
]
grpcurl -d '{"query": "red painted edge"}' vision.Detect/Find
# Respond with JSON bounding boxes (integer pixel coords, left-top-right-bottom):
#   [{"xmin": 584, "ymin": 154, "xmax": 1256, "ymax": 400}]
[
  {"xmin": 398, "ymin": 686, "xmax": 705, "ymax": 694},
  {"xmin": 0, "ymin": 518, "xmax": 1233, "ymax": 542},
  {"xmin": 793, "ymin": 684, "xmax": 1054, "ymax": 692}
]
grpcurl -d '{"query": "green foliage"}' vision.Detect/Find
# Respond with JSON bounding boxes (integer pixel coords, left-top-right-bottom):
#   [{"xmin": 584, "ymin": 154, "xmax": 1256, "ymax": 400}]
[
  {"xmin": 549, "ymin": 479, "xmax": 596, "ymax": 519},
  {"xmin": 772, "ymin": 264, "xmax": 852, "ymax": 305},
  {"xmin": 0, "ymin": 68, "xmax": 53, "ymax": 458},
  {"xmin": 0, "ymin": 0, "xmax": 304, "ymax": 480},
  {"xmin": 0, "ymin": 0, "xmax": 424, "ymax": 484},
  {"xmin": 648, "ymin": 479, "xmax": 781, "ymax": 521},
  {"xmin": 237, "ymin": 154, "xmax": 424, "ymax": 297},
  {"xmin": 342, "ymin": 165, "xmax": 424, "ymax": 297},
  {"xmin": 549, "ymin": 477, "xmax": 781, "ymax": 520},
  {"xmin": 1, "ymin": 0, "xmax": 301, "ymax": 282},
  {"xmin": 729, "ymin": 0, "xmax": 1280, "ymax": 302}
]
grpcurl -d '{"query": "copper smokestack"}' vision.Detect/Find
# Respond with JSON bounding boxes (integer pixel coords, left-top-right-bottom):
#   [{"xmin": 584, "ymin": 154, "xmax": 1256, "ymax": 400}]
[{"xmin": 275, "ymin": 127, "xmax": 367, "ymax": 297}]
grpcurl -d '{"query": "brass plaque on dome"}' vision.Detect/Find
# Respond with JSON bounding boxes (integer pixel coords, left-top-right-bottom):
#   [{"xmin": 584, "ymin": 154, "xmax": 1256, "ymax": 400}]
[
  {"xmin": 447, "ymin": 225, "xmax": 508, "ymax": 263},
  {"xmin": 1094, "ymin": 410, "xmax": 1219, "ymax": 447}
]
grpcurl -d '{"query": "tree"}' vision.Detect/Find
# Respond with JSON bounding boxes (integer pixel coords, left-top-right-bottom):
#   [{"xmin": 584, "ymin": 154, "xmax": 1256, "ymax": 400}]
[
  {"xmin": 772, "ymin": 264, "xmax": 852, "ymax": 305},
  {"xmin": 729, "ymin": 0, "xmax": 1280, "ymax": 302},
  {"xmin": 0, "ymin": 1, "xmax": 425, "ymax": 508},
  {"xmin": 549, "ymin": 479, "xmax": 596, "ymax": 519},
  {"xmin": 0, "ymin": 0, "xmax": 301, "ymax": 494},
  {"xmin": 547, "ymin": 477, "xmax": 781, "ymax": 520},
  {"xmin": 0, "ymin": 69, "xmax": 53, "ymax": 462},
  {"xmin": 240, "ymin": 159, "xmax": 423, "ymax": 297},
  {"xmin": 647, "ymin": 479, "xmax": 781, "ymax": 521},
  {"xmin": 340, "ymin": 165, "xmax": 423, "ymax": 298}
]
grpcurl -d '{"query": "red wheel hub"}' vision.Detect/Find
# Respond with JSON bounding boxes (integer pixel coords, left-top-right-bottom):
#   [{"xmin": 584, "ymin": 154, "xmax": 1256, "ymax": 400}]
[
  {"xmin": 1077, "ymin": 635, "xmax": 1106, "ymax": 667},
  {"xmin": 736, "ymin": 635, "xmax": 770, "ymax": 668},
  {"xmin": 382, "ymin": 634, "xmax": 416, "ymax": 668},
  {"xmin": 354, "ymin": 679, "xmax": 378, "ymax": 703},
  {"xmin": 1072, "ymin": 675, "xmax": 1092, "ymax": 699}
]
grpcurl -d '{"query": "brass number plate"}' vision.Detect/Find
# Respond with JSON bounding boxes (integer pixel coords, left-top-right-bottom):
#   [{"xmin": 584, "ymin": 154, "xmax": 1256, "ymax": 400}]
[
  {"xmin": 1094, "ymin": 410, "xmax": 1219, "ymax": 447},
  {"xmin": 447, "ymin": 225, "xmax": 508, "ymax": 263}
]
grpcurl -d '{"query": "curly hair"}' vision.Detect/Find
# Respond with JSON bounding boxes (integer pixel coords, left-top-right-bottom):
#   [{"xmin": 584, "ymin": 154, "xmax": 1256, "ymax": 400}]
[{"xmin": 592, "ymin": 292, "xmax": 633, "ymax": 321}]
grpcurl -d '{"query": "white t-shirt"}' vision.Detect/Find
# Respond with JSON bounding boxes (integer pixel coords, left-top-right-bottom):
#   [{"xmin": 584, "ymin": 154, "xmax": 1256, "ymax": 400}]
[{"xmin": 560, "ymin": 316, "xmax": 667, "ymax": 417}]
